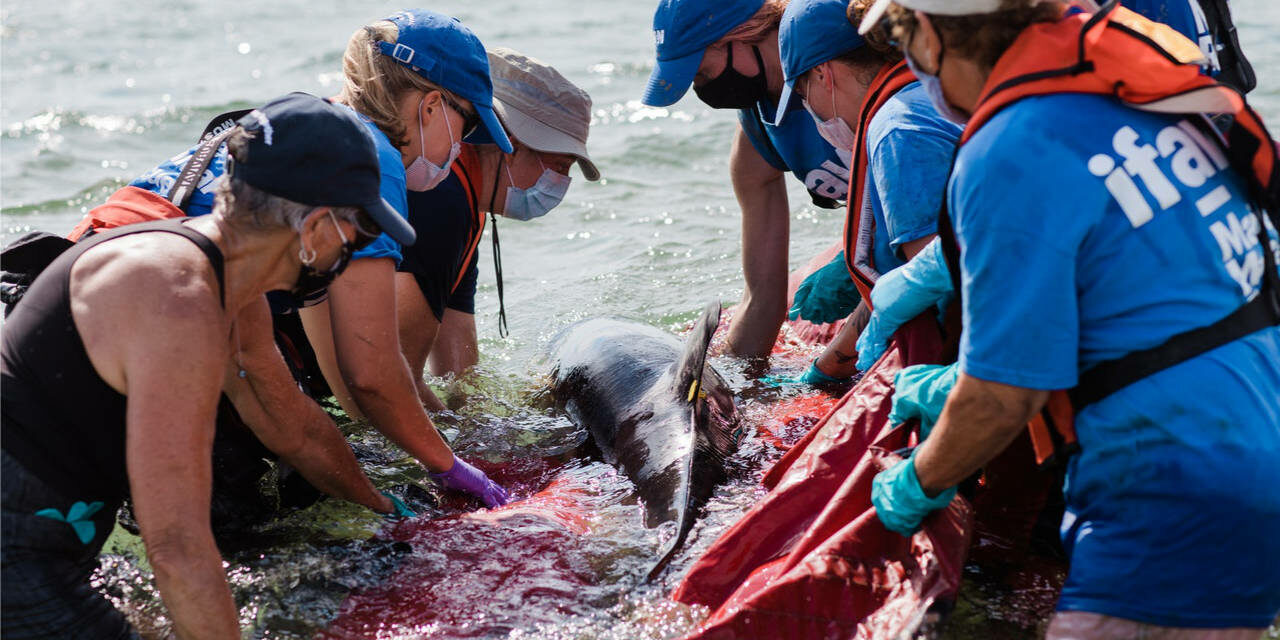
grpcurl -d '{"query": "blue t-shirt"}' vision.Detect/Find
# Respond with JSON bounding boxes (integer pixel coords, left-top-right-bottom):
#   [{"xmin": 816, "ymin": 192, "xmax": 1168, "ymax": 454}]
[
  {"xmin": 952, "ymin": 93, "xmax": 1280, "ymax": 627},
  {"xmin": 1125, "ymin": 0, "xmax": 1220, "ymax": 74},
  {"xmin": 861, "ymin": 82, "xmax": 962, "ymax": 274},
  {"xmin": 739, "ymin": 100, "xmax": 851, "ymax": 208},
  {"xmin": 128, "ymin": 106, "xmax": 408, "ymax": 264}
]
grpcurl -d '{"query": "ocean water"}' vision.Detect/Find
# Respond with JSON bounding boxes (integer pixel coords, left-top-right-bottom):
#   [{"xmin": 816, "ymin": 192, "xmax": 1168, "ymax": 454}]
[{"xmin": 3, "ymin": 2, "xmax": 1279, "ymax": 639}]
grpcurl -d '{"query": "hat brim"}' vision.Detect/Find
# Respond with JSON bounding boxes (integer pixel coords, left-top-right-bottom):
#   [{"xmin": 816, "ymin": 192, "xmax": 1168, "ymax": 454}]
[
  {"xmin": 474, "ymin": 104, "xmax": 514, "ymax": 154},
  {"xmin": 362, "ymin": 196, "xmax": 417, "ymax": 247},
  {"xmin": 773, "ymin": 81, "xmax": 799, "ymax": 127},
  {"xmin": 494, "ymin": 101, "xmax": 600, "ymax": 181},
  {"xmin": 858, "ymin": 0, "xmax": 894, "ymax": 35},
  {"xmin": 640, "ymin": 49, "xmax": 704, "ymax": 107}
]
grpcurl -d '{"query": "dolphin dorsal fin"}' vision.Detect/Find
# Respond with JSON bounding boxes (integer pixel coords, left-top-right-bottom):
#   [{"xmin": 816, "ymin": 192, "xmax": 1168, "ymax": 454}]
[{"xmin": 669, "ymin": 300, "xmax": 722, "ymax": 409}]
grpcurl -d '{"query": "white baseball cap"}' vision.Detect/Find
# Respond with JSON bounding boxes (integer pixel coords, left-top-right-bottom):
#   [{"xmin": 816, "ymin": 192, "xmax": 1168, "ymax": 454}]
[{"xmin": 857, "ymin": 0, "xmax": 1092, "ymax": 35}]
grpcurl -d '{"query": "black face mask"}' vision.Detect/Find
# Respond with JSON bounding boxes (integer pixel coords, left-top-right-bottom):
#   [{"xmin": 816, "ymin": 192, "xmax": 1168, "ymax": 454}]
[
  {"xmin": 287, "ymin": 213, "xmax": 361, "ymax": 306},
  {"xmin": 693, "ymin": 44, "xmax": 770, "ymax": 110},
  {"xmin": 289, "ymin": 244, "xmax": 351, "ymax": 303}
]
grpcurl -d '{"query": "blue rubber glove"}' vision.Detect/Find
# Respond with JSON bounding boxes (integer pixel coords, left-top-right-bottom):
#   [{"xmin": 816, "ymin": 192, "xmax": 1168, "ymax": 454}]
[
  {"xmin": 855, "ymin": 238, "xmax": 955, "ymax": 372},
  {"xmin": 887, "ymin": 363, "xmax": 958, "ymax": 439},
  {"xmin": 788, "ymin": 252, "xmax": 862, "ymax": 325},
  {"xmin": 871, "ymin": 453, "xmax": 957, "ymax": 537},
  {"xmin": 761, "ymin": 359, "xmax": 851, "ymax": 388},
  {"xmin": 431, "ymin": 455, "xmax": 510, "ymax": 508},
  {"xmin": 380, "ymin": 491, "xmax": 416, "ymax": 520},
  {"xmin": 798, "ymin": 359, "xmax": 850, "ymax": 385}
]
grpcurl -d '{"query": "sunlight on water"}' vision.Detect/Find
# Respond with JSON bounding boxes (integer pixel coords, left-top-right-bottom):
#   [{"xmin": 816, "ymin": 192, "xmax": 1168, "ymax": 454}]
[{"xmin": 5, "ymin": 0, "xmax": 1279, "ymax": 637}]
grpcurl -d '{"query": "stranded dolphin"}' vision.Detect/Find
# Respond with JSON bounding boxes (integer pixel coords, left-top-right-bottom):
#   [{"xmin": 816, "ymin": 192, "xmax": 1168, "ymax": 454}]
[{"xmin": 548, "ymin": 301, "xmax": 741, "ymax": 580}]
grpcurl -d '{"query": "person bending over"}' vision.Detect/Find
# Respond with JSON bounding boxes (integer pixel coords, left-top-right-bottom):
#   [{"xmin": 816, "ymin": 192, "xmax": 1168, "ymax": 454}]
[{"xmin": 1, "ymin": 95, "xmax": 412, "ymax": 638}]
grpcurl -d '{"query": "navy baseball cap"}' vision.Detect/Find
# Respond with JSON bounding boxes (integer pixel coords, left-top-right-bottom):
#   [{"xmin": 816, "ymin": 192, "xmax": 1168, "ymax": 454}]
[
  {"xmin": 233, "ymin": 92, "xmax": 416, "ymax": 246},
  {"xmin": 642, "ymin": 0, "xmax": 765, "ymax": 107},
  {"xmin": 774, "ymin": 0, "xmax": 867, "ymax": 125},
  {"xmin": 377, "ymin": 9, "xmax": 514, "ymax": 154}
]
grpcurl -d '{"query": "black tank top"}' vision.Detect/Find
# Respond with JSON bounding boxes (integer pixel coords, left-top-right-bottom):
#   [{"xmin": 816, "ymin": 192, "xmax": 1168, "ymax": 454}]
[{"xmin": 1, "ymin": 220, "xmax": 225, "ymax": 504}]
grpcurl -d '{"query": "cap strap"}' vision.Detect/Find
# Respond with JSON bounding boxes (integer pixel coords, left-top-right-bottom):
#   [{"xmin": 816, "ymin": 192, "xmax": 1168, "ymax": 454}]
[{"xmin": 377, "ymin": 41, "xmax": 438, "ymax": 76}]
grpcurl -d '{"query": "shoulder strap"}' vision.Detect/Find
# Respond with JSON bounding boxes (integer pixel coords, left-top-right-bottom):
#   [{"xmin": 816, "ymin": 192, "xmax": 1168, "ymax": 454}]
[
  {"xmin": 95, "ymin": 221, "xmax": 227, "ymax": 309},
  {"xmin": 167, "ymin": 109, "xmax": 252, "ymax": 213},
  {"xmin": 843, "ymin": 61, "xmax": 917, "ymax": 307}
]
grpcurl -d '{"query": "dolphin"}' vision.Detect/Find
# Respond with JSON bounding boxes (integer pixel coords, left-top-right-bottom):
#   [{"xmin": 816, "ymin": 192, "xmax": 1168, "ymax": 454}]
[{"xmin": 548, "ymin": 301, "xmax": 741, "ymax": 580}]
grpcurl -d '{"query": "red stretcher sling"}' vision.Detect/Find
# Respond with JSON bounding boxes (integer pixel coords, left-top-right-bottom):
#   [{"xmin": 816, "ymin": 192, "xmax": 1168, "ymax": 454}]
[{"xmin": 672, "ymin": 314, "xmax": 974, "ymax": 639}]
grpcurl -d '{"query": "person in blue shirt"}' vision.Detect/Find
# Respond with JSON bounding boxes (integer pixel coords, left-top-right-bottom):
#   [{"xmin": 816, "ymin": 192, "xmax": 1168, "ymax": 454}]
[
  {"xmin": 126, "ymin": 10, "xmax": 513, "ymax": 508},
  {"xmin": 777, "ymin": 0, "xmax": 961, "ymax": 384},
  {"xmin": 642, "ymin": 0, "xmax": 852, "ymax": 359},
  {"xmin": 861, "ymin": 0, "xmax": 1280, "ymax": 636}
]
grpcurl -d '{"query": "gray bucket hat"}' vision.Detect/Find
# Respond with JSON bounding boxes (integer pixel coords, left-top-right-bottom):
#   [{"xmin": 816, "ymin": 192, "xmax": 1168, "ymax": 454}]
[{"xmin": 487, "ymin": 47, "xmax": 600, "ymax": 181}]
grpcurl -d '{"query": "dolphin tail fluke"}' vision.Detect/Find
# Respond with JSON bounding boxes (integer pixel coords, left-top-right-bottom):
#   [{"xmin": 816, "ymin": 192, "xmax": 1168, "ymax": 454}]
[{"xmin": 645, "ymin": 300, "xmax": 723, "ymax": 583}]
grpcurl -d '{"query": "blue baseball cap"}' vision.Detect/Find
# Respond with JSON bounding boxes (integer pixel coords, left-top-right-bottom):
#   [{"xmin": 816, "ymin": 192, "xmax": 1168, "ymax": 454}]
[
  {"xmin": 774, "ymin": 0, "xmax": 867, "ymax": 125},
  {"xmin": 377, "ymin": 9, "xmax": 514, "ymax": 154},
  {"xmin": 234, "ymin": 92, "xmax": 416, "ymax": 246},
  {"xmin": 641, "ymin": 0, "xmax": 765, "ymax": 107}
]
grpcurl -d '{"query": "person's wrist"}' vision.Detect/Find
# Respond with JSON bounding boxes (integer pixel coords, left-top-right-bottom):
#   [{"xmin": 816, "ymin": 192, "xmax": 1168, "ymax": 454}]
[
  {"xmin": 815, "ymin": 350, "xmax": 857, "ymax": 380},
  {"xmin": 426, "ymin": 453, "xmax": 458, "ymax": 477}
]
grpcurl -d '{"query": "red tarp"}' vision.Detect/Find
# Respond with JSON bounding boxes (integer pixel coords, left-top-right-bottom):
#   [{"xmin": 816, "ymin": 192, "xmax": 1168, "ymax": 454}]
[{"xmin": 672, "ymin": 315, "xmax": 976, "ymax": 640}]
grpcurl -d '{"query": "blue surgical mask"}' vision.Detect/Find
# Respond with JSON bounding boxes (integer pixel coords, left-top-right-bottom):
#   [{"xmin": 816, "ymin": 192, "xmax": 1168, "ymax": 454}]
[
  {"xmin": 904, "ymin": 39, "xmax": 968, "ymax": 125},
  {"xmin": 503, "ymin": 157, "xmax": 571, "ymax": 221}
]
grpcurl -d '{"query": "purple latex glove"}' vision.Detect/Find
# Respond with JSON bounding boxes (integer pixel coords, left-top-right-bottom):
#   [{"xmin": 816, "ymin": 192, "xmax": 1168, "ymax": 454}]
[{"xmin": 430, "ymin": 455, "xmax": 509, "ymax": 508}]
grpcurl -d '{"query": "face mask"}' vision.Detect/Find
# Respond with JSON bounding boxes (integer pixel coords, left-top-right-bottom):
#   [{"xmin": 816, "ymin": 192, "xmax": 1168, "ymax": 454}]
[
  {"xmin": 503, "ymin": 155, "xmax": 571, "ymax": 221},
  {"xmin": 405, "ymin": 95, "xmax": 461, "ymax": 192},
  {"xmin": 289, "ymin": 211, "xmax": 355, "ymax": 303},
  {"xmin": 802, "ymin": 73, "xmax": 857, "ymax": 151},
  {"xmin": 693, "ymin": 45, "xmax": 770, "ymax": 110},
  {"xmin": 904, "ymin": 32, "xmax": 968, "ymax": 125}
]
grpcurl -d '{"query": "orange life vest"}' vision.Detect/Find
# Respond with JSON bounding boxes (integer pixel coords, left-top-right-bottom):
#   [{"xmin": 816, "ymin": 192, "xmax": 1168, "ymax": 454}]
[
  {"xmin": 450, "ymin": 145, "xmax": 487, "ymax": 295},
  {"xmin": 67, "ymin": 186, "xmax": 187, "ymax": 242},
  {"xmin": 940, "ymin": 1, "xmax": 1280, "ymax": 467},
  {"xmin": 843, "ymin": 61, "xmax": 917, "ymax": 309}
]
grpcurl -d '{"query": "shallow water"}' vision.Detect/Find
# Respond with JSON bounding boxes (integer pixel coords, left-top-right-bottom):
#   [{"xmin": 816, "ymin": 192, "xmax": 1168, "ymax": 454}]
[{"xmin": 4, "ymin": 1, "xmax": 1280, "ymax": 638}]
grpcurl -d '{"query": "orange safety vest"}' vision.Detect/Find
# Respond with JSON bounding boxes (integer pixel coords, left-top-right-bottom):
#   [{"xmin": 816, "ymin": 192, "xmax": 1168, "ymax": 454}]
[
  {"xmin": 842, "ymin": 61, "xmax": 917, "ymax": 309},
  {"xmin": 450, "ymin": 145, "xmax": 487, "ymax": 295},
  {"xmin": 939, "ymin": 1, "xmax": 1280, "ymax": 467},
  {"xmin": 67, "ymin": 186, "xmax": 187, "ymax": 242}
]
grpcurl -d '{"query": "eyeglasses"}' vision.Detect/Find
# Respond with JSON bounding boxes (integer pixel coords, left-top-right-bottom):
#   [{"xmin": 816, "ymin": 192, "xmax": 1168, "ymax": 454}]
[
  {"xmin": 349, "ymin": 209, "xmax": 382, "ymax": 250},
  {"xmin": 442, "ymin": 95, "xmax": 479, "ymax": 139}
]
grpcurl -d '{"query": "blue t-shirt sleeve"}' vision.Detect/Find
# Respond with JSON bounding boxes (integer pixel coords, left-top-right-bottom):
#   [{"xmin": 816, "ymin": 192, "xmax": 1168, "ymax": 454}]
[
  {"xmin": 736, "ymin": 107, "xmax": 789, "ymax": 172},
  {"xmin": 868, "ymin": 126, "xmax": 953, "ymax": 254},
  {"xmin": 128, "ymin": 142, "xmax": 226, "ymax": 217},
  {"xmin": 352, "ymin": 121, "xmax": 408, "ymax": 264},
  {"xmin": 952, "ymin": 125, "xmax": 1088, "ymax": 390}
]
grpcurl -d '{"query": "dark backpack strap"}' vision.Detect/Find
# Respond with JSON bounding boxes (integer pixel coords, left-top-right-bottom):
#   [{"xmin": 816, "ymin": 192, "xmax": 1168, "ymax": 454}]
[
  {"xmin": 167, "ymin": 126, "xmax": 238, "ymax": 212},
  {"xmin": 199, "ymin": 108, "xmax": 253, "ymax": 141},
  {"xmin": 101, "ymin": 221, "xmax": 228, "ymax": 309},
  {"xmin": 1196, "ymin": 0, "xmax": 1256, "ymax": 94}
]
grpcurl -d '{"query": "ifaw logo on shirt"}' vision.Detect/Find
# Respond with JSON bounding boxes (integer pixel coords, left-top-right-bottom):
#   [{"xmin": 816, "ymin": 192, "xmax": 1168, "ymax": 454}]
[{"xmin": 1088, "ymin": 118, "xmax": 1278, "ymax": 298}]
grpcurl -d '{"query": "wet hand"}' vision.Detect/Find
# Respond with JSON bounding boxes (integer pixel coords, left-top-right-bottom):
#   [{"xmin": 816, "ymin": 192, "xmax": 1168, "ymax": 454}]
[
  {"xmin": 430, "ymin": 456, "xmax": 510, "ymax": 508},
  {"xmin": 379, "ymin": 491, "xmax": 417, "ymax": 520},
  {"xmin": 871, "ymin": 454, "xmax": 956, "ymax": 537},
  {"xmin": 760, "ymin": 359, "xmax": 851, "ymax": 388},
  {"xmin": 788, "ymin": 252, "xmax": 860, "ymax": 325}
]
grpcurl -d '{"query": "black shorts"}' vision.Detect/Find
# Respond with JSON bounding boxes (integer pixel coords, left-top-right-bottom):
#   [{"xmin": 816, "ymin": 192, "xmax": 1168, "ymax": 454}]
[
  {"xmin": 2, "ymin": 450, "xmax": 137, "ymax": 639},
  {"xmin": 397, "ymin": 171, "xmax": 480, "ymax": 322}
]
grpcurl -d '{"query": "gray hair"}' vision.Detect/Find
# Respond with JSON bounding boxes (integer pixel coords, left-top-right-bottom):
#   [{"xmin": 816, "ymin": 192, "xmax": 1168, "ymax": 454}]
[{"xmin": 215, "ymin": 127, "xmax": 364, "ymax": 232}]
